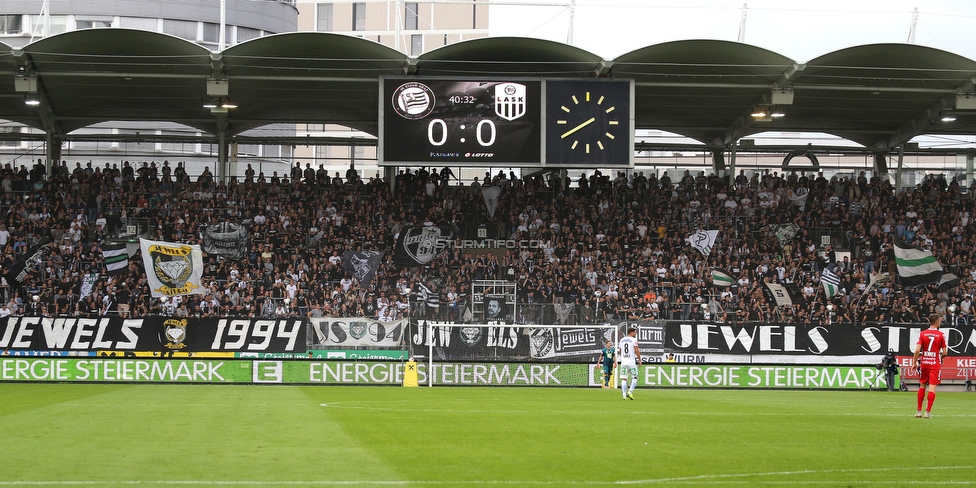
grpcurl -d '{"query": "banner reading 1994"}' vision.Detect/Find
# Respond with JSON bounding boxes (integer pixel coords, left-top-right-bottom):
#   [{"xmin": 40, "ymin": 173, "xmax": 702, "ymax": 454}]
[{"xmin": 0, "ymin": 357, "xmax": 890, "ymax": 389}]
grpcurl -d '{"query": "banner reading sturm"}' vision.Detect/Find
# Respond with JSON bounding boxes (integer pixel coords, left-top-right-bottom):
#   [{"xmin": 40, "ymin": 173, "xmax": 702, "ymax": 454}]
[{"xmin": 140, "ymin": 238, "xmax": 206, "ymax": 297}]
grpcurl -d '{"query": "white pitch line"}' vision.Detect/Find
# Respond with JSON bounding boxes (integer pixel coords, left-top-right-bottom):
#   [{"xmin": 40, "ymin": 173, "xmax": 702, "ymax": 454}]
[
  {"xmin": 318, "ymin": 403, "xmax": 976, "ymax": 417},
  {"xmin": 622, "ymin": 465, "xmax": 976, "ymax": 484},
  {"xmin": 7, "ymin": 466, "xmax": 973, "ymax": 486}
]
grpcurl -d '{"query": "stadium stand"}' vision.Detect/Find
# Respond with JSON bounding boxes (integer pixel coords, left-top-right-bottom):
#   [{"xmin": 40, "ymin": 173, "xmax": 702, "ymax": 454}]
[{"xmin": 1, "ymin": 158, "xmax": 974, "ymax": 327}]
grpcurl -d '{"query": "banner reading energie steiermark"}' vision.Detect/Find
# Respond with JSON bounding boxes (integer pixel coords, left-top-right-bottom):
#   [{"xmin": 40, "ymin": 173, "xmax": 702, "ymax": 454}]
[{"xmin": 0, "ymin": 358, "xmax": 893, "ymax": 389}]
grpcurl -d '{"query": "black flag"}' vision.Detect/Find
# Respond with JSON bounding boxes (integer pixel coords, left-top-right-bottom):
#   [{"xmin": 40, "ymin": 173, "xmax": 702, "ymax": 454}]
[
  {"xmin": 393, "ymin": 225, "xmax": 457, "ymax": 267},
  {"xmin": 762, "ymin": 281, "xmax": 806, "ymax": 307},
  {"xmin": 7, "ymin": 238, "xmax": 52, "ymax": 287},
  {"xmin": 341, "ymin": 251, "xmax": 385, "ymax": 288}
]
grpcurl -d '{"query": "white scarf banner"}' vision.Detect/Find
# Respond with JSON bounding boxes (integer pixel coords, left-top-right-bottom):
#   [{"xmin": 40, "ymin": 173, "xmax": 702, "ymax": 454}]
[{"xmin": 310, "ymin": 317, "xmax": 407, "ymax": 347}]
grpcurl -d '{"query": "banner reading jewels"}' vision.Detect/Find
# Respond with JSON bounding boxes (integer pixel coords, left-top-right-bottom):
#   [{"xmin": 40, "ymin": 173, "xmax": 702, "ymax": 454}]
[
  {"xmin": 661, "ymin": 322, "xmax": 976, "ymax": 359},
  {"xmin": 405, "ymin": 322, "xmax": 665, "ymax": 363},
  {"xmin": 0, "ymin": 317, "xmax": 306, "ymax": 353},
  {"xmin": 0, "ymin": 358, "xmax": 890, "ymax": 389}
]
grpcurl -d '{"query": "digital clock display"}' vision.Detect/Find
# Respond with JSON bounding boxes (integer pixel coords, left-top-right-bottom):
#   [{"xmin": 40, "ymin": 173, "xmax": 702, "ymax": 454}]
[
  {"xmin": 380, "ymin": 78, "xmax": 543, "ymax": 166},
  {"xmin": 448, "ymin": 95, "xmax": 478, "ymax": 104}
]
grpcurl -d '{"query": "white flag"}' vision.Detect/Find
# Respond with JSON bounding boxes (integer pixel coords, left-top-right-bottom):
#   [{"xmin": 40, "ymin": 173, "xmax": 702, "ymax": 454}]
[
  {"xmin": 140, "ymin": 238, "xmax": 206, "ymax": 297},
  {"xmin": 686, "ymin": 230, "xmax": 719, "ymax": 256}
]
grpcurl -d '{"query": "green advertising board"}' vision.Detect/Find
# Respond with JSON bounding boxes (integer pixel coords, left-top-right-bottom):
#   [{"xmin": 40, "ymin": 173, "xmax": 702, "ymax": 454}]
[
  {"xmin": 236, "ymin": 350, "xmax": 409, "ymax": 360},
  {"xmin": 640, "ymin": 364, "xmax": 886, "ymax": 389},
  {"xmin": 0, "ymin": 358, "xmax": 886, "ymax": 389}
]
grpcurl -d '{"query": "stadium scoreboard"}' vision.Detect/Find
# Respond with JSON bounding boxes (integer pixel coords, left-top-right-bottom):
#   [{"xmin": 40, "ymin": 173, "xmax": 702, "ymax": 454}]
[{"xmin": 379, "ymin": 77, "xmax": 634, "ymax": 168}]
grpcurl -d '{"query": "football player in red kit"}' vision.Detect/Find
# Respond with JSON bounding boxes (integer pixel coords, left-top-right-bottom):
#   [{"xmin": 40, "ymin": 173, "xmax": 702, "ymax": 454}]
[{"xmin": 913, "ymin": 314, "xmax": 948, "ymax": 418}]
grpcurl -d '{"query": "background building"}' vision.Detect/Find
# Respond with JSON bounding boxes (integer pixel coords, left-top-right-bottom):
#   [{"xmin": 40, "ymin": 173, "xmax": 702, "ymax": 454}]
[
  {"xmin": 0, "ymin": 0, "xmax": 491, "ymax": 181},
  {"xmin": 292, "ymin": 1, "xmax": 489, "ymax": 180},
  {"xmin": 0, "ymin": 0, "xmax": 300, "ymax": 178}
]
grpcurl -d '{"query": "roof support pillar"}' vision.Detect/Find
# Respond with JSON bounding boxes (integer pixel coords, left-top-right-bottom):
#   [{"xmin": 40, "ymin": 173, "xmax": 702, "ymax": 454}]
[
  {"xmin": 711, "ymin": 149, "xmax": 726, "ymax": 176},
  {"xmin": 873, "ymin": 153, "xmax": 888, "ymax": 176},
  {"xmin": 46, "ymin": 132, "xmax": 61, "ymax": 172},
  {"xmin": 386, "ymin": 166, "xmax": 397, "ymax": 196},
  {"xmin": 966, "ymin": 152, "xmax": 975, "ymax": 196},
  {"xmin": 217, "ymin": 130, "xmax": 228, "ymax": 184},
  {"xmin": 728, "ymin": 144, "xmax": 737, "ymax": 190},
  {"xmin": 895, "ymin": 145, "xmax": 905, "ymax": 191}
]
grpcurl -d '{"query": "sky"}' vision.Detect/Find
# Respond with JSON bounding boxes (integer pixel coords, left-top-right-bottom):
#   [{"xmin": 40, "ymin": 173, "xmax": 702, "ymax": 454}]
[{"xmin": 487, "ymin": 0, "xmax": 976, "ymax": 62}]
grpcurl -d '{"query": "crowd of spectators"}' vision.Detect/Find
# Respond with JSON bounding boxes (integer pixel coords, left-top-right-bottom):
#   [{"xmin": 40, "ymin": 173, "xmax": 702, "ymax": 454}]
[{"xmin": 2, "ymin": 156, "xmax": 976, "ymax": 327}]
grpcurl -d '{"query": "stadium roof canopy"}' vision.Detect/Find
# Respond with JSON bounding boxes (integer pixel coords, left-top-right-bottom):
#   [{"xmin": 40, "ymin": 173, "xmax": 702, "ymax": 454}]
[{"xmin": 2, "ymin": 28, "xmax": 976, "ymax": 154}]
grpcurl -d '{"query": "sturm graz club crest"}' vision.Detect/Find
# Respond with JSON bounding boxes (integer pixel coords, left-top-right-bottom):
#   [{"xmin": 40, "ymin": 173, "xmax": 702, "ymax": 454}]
[
  {"xmin": 494, "ymin": 83, "xmax": 526, "ymax": 121},
  {"xmin": 392, "ymin": 82, "xmax": 435, "ymax": 120},
  {"xmin": 149, "ymin": 242, "xmax": 199, "ymax": 295},
  {"xmin": 161, "ymin": 318, "xmax": 188, "ymax": 350}
]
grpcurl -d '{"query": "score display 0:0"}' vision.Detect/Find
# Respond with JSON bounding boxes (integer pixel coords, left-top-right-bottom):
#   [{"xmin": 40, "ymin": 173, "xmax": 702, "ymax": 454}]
[{"xmin": 427, "ymin": 119, "xmax": 496, "ymax": 147}]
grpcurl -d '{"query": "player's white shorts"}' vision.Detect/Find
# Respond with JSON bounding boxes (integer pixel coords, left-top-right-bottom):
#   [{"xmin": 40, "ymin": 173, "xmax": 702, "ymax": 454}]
[{"xmin": 619, "ymin": 362, "xmax": 638, "ymax": 379}]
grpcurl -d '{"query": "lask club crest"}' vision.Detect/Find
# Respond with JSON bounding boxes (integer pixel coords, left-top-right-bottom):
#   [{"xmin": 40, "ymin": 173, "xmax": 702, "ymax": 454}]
[{"xmin": 495, "ymin": 83, "xmax": 526, "ymax": 121}]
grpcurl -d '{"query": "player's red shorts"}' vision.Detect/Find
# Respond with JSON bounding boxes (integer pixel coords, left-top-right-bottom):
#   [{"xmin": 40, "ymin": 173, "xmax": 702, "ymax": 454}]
[{"xmin": 918, "ymin": 365, "xmax": 942, "ymax": 385}]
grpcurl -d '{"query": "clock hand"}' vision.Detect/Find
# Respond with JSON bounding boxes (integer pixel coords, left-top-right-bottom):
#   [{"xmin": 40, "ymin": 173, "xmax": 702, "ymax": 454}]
[{"xmin": 560, "ymin": 117, "xmax": 596, "ymax": 139}]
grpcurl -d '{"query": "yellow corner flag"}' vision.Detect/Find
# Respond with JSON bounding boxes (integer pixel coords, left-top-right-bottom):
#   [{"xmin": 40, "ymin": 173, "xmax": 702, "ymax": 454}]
[
  {"xmin": 609, "ymin": 366, "xmax": 616, "ymax": 389},
  {"xmin": 403, "ymin": 359, "xmax": 419, "ymax": 387}
]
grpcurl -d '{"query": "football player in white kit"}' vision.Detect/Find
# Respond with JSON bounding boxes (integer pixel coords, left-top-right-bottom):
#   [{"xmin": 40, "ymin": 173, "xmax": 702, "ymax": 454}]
[{"xmin": 617, "ymin": 327, "xmax": 642, "ymax": 399}]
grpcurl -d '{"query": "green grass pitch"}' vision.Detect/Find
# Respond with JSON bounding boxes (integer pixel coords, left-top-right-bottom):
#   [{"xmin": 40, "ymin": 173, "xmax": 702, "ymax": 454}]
[{"xmin": 1, "ymin": 384, "xmax": 974, "ymax": 487}]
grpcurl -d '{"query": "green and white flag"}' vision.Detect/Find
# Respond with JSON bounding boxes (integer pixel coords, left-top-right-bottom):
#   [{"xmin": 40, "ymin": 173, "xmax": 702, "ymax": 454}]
[
  {"xmin": 101, "ymin": 242, "xmax": 129, "ymax": 276},
  {"xmin": 710, "ymin": 268, "xmax": 735, "ymax": 287},
  {"xmin": 893, "ymin": 240, "xmax": 943, "ymax": 287},
  {"xmin": 820, "ymin": 268, "xmax": 841, "ymax": 298}
]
